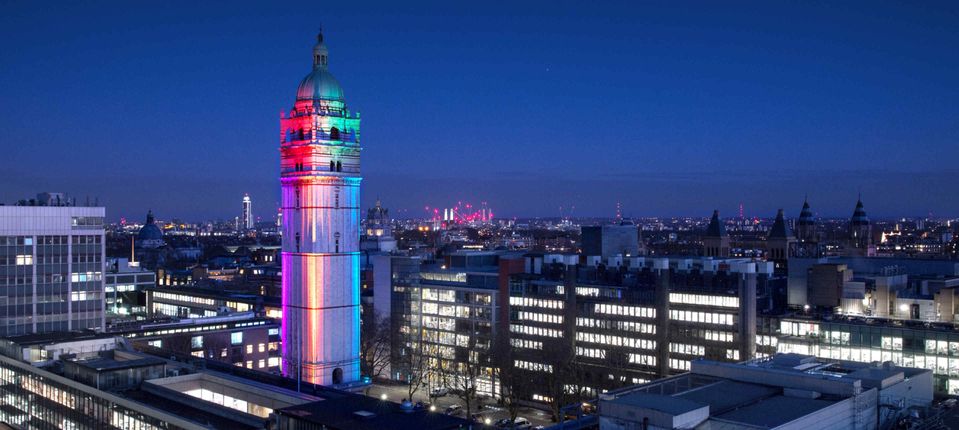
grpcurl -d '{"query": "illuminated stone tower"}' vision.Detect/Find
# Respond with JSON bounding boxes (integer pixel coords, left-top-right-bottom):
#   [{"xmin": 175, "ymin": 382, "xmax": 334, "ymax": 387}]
[{"xmin": 280, "ymin": 31, "xmax": 361, "ymax": 386}]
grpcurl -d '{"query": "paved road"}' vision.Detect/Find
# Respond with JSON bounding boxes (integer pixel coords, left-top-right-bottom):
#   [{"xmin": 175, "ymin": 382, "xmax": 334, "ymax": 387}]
[{"xmin": 364, "ymin": 383, "xmax": 554, "ymax": 427}]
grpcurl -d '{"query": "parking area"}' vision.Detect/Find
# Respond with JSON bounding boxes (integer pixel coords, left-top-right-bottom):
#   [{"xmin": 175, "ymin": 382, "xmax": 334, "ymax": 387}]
[{"xmin": 364, "ymin": 383, "xmax": 554, "ymax": 428}]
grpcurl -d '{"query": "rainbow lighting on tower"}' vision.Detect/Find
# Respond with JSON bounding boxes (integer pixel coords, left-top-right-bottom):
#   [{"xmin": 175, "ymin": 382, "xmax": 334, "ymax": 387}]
[{"xmin": 279, "ymin": 31, "xmax": 361, "ymax": 386}]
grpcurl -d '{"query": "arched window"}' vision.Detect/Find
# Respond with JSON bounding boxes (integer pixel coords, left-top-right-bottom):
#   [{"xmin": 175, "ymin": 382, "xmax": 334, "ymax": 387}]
[
  {"xmin": 286, "ymin": 129, "xmax": 294, "ymax": 142},
  {"xmin": 330, "ymin": 160, "xmax": 335, "ymax": 172},
  {"xmin": 330, "ymin": 127, "xmax": 340, "ymax": 140},
  {"xmin": 297, "ymin": 129, "xmax": 304, "ymax": 140},
  {"xmin": 295, "ymin": 232, "xmax": 301, "ymax": 252},
  {"xmin": 336, "ymin": 161, "xmax": 342, "ymax": 172}
]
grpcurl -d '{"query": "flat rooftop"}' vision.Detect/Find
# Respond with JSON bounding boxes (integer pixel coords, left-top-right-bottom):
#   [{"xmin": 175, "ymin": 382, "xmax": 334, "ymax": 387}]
[
  {"xmin": 0, "ymin": 331, "xmax": 116, "ymax": 346},
  {"xmin": 276, "ymin": 395, "xmax": 475, "ymax": 430},
  {"xmin": 601, "ymin": 353, "xmax": 932, "ymax": 429},
  {"xmin": 144, "ymin": 372, "xmax": 320, "ymax": 418}
]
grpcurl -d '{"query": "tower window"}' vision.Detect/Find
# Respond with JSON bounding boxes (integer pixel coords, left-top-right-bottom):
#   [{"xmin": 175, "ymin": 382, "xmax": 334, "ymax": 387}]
[
  {"xmin": 330, "ymin": 160, "xmax": 335, "ymax": 172},
  {"xmin": 295, "ymin": 189, "xmax": 301, "ymax": 208},
  {"xmin": 295, "ymin": 232, "xmax": 301, "ymax": 252},
  {"xmin": 336, "ymin": 161, "xmax": 342, "ymax": 172},
  {"xmin": 330, "ymin": 127, "xmax": 340, "ymax": 140}
]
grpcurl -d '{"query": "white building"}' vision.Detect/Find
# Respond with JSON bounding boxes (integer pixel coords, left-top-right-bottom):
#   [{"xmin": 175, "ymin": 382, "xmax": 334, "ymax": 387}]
[{"xmin": 0, "ymin": 204, "xmax": 106, "ymax": 335}]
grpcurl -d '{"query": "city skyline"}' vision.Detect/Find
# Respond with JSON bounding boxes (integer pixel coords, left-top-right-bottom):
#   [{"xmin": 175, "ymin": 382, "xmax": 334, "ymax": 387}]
[{"xmin": 2, "ymin": 2, "xmax": 958, "ymax": 220}]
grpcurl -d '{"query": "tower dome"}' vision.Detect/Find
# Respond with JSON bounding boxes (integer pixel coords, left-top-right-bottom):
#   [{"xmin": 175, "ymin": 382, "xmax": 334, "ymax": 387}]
[
  {"xmin": 137, "ymin": 210, "xmax": 165, "ymax": 249},
  {"xmin": 295, "ymin": 31, "xmax": 345, "ymax": 103}
]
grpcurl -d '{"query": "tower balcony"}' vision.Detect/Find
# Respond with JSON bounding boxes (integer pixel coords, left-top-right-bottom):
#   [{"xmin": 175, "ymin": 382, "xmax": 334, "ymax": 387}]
[{"xmin": 282, "ymin": 129, "xmax": 358, "ymax": 145}]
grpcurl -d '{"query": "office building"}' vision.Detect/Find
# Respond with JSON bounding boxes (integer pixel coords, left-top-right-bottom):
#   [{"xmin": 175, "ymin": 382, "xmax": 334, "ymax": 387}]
[
  {"xmin": 598, "ymin": 354, "xmax": 933, "ymax": 430},
  {"xmin": 0, "ymin": 333, "xmax": 469, "ymax": 430},
  {"xmin": 0, "ymin": 203, "xmax": 106, "ymax": 336},
  {"xmin": 507, "ymin": 256, "xmax": 770, "ymax": 403},
  {"xmin": 280, "ymin": 31, "xmax": 362, "ymax": 385},
  {"xmin": 373, "ymin": 251, "xmax": 523, "ymax": 397},
  {"xmin": 123, "ymin": 312, "xmax": 282, "ymax": 373},
  {"xmin": 581, "ymin": 222, "xmax": 643, "ymax": 258},
  {"xmin": 765, "ymin": 256, "xmax": 959, "ymax": 395},
  {"xmin": 104, "ymin": 257, "xmax": 155, "ymax": 318},
  {"xmin": 146, "ymin": 285, "xmax": 282, "ymax": 320}
]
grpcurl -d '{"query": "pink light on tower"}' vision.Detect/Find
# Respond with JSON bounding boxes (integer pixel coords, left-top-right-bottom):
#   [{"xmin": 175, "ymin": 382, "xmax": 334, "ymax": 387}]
[{"xmin": 280, "ymin": 31, "xmax": 361, "ymax": 386}]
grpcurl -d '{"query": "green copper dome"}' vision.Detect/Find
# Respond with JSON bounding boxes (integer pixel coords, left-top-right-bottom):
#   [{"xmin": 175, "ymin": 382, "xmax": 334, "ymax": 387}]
[
  {"xmin": 296, "ymin": 31, "xmax": 345, "ymax": 103},
  {"xmin": 296, "ymin": 68, "xmax": 344, "ymax": 102}
]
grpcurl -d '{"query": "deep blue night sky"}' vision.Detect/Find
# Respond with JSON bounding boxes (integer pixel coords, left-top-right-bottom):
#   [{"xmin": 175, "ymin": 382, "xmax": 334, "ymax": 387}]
[{"xmin": 1, "ymin": 1, "xmax": 957, "ymax": 222}]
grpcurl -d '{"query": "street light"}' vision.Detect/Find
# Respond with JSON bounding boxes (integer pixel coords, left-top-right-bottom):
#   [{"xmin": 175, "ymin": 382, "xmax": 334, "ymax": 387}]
[{"xmin": 380, "ymin": 393, "xmax": 388, "ymax": 401}]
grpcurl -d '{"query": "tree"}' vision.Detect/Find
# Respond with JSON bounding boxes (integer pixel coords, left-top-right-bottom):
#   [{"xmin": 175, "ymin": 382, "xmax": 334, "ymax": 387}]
[
  {"xmin": 360, "ymin": 309, "xmax": 391, "ymax": 384},
  {"xmin": 492, "ymin": 338, "xmax": 523, "ymax": 428},
  {"xmin": 393, "ymin": 331, "xmax": 434, "ymax": 402},
  {"xmin": 439, "ymin": 350, "xmax": 483, "ymax": 420},
  {"xmin": 539, "ymin": 340, "xmax": 590, "ymax": 422}
]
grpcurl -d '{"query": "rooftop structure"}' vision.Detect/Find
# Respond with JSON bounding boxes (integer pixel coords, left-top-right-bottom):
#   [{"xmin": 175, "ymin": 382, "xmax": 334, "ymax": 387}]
[{"xmin": 599, "ymin": 353, "xmax": 933, "ymax": 430}]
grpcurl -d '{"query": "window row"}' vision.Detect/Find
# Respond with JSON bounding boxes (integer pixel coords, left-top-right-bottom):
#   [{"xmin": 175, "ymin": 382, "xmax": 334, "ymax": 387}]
[
  {"xmin": 517, "ymin": 311, "xmax": 563, "ymax": 324},
  {"xmin": 510, "ymin": 324, "xmax": 562, "ymax": 338},
  {"xmin": 575, "ymin": 332, "xmax": 656, "ymax": 350},
  {"xmin": 669, "ymin": 309, "xmax": 734, "ymax": 326},
  {"xmin": 593, "ymin": 303, "xmax": 655, "ymax": 318},
  {"xmin": 510, "ymin": 296, "xmax": 564, "ymax": 310},
  {"xmin": 669, "ymin": 293, "xmax": 739, "ymax": 308}
]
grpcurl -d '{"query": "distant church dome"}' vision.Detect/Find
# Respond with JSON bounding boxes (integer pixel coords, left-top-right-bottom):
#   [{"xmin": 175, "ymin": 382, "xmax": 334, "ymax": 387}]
[
  {"xmin": 295, "ymin": 32, "xmax": 345, "ymax": 103},
  {"xmin": 137, "ymin": 210, "xmax": 165, "ymax": 248}
]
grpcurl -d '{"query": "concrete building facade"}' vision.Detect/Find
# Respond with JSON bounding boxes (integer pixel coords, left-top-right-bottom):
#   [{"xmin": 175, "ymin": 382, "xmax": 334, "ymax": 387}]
[{"xmin": 0, "ymin": 205, "xmax": 106, "ymax": 336}]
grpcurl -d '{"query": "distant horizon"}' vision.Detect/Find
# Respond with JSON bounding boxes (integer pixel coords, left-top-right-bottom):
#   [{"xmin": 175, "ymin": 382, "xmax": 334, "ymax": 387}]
[{"xmin": 3, "ymin": 2, "xmax": 957, "ymax": 221}]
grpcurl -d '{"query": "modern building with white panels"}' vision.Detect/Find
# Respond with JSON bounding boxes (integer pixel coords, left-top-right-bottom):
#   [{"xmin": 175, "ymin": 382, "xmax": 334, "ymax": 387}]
[{"xmin": 0, "ymin": 203, "xmax": 105, "ymax": 336}]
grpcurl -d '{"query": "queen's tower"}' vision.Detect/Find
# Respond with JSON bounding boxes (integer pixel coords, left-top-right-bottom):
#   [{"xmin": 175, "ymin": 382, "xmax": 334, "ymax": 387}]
[{"xmin": 280, "ymin": 31, "xmax": 361, "ymax": 385}]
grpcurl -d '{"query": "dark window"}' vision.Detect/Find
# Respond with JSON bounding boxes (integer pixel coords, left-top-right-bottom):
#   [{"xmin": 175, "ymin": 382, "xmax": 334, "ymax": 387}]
[
  {"xmin": 330, "ymin": 160, "xmax": 335, "ymax": 171},
  {"xmin": 336, "ymin": 161, "xmax": 342, "ymax": 172},
  {"xmin": 330, "ymin": 127, "xmax": 340, "ymax": 140}
]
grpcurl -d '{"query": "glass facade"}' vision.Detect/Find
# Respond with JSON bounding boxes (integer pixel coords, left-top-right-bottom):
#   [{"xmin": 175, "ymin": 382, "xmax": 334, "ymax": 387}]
[
  {"xmin": 0, "ymin": 354, "xmax": 202, "ymax": 430},
  {"xmin": 768, "ymin": 317, "xmax": 959, "ymax": 395}
]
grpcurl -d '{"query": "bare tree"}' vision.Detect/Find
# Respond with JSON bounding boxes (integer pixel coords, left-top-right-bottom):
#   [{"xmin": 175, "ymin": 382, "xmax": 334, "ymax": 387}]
[
  {"xmin": 439, "ymin": 351, "xmax": 483, "ymax": 419},
  {"xmin": 360, "ymin": 309, "xmax": 391, "ymax": 384},
  {"xmin": 538, "ymin": 340, "xmax": 591, "ymax": 422},
  {"xmin": 393, "ymin": 335, "xmax": 434, "ymax": 402},
  {"xmin": 604, "ymin": 345, "xmax": 638, "ymax": 388},
  {"xmin": 492, "ymin": 339, "xmax": 523, "ymax": 427}
]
